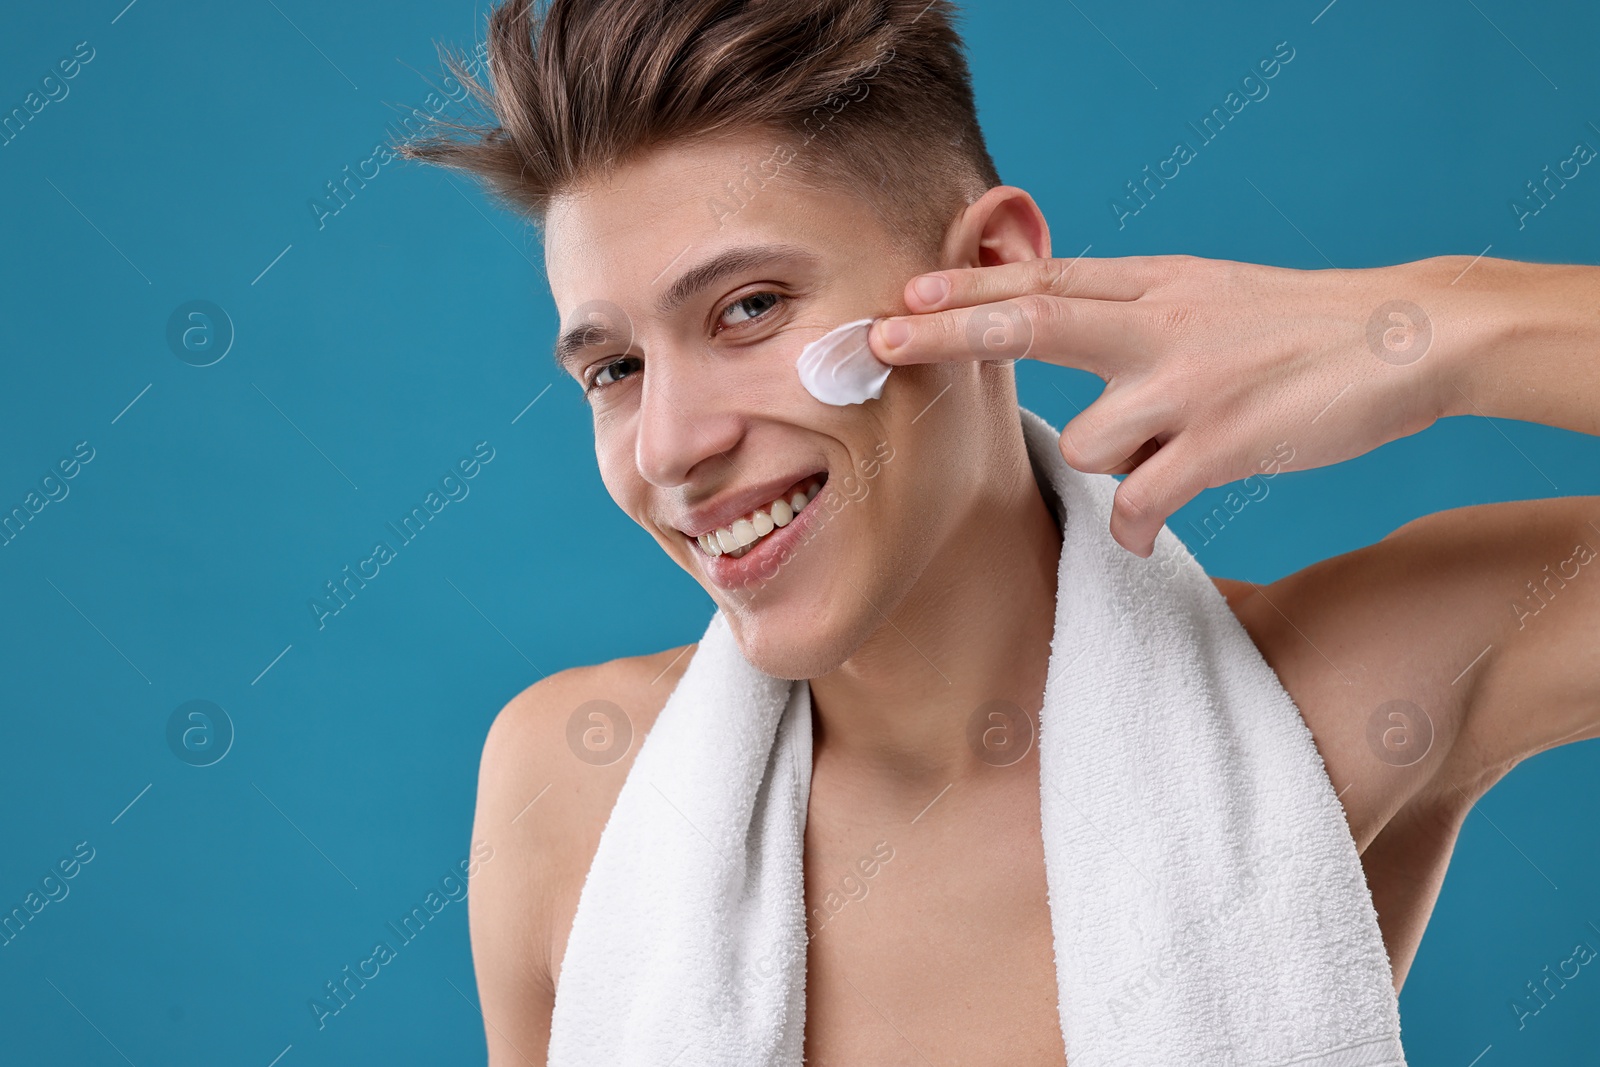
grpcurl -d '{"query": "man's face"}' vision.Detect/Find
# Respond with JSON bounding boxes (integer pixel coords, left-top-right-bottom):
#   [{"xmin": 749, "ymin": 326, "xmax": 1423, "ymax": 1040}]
[{"xmin": 545, "ymin": 129, "xmax": 996, "ymax": 678}]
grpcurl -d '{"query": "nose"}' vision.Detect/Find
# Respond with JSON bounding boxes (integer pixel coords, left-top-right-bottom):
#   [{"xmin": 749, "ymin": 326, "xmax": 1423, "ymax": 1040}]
[{"xmin": 634, "ymin": 347, "xmax": 746, "ymax": 489}]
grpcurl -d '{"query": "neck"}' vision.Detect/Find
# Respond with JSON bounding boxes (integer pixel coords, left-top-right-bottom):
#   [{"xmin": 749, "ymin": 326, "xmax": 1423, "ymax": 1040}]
[{"xmin": 807, "ymin": 424, "xmax": 1062, "ymax": 793}]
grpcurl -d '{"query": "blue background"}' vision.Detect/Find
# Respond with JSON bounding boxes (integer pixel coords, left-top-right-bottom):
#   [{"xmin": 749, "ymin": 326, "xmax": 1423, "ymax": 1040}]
[{"xmin": 2, "ymin": 0, "xmax": 1597, "ymax": 1063}]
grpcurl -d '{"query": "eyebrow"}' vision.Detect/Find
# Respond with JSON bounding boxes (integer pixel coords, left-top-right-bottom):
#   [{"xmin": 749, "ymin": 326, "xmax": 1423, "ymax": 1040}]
[{"xmin": 552, "ymin": 242, "xmax": 823, "ymax": 376}]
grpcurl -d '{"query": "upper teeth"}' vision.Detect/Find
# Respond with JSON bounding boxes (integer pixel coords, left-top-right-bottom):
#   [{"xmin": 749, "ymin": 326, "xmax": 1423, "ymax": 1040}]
[{"xmin": 696, "ymin": 479, "xmax": 823, "ymax": 558}]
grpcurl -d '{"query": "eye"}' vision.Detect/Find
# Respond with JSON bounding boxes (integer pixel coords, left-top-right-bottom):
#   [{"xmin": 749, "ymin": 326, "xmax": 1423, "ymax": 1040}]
[
  {"xmin": 581, "ymin": 291, "xmax": 786, "ymax": 399},
  {"xmin": 717, "ymin": 291, "xmax": 784, "ymax": 331},
  {"xmin": 585, "ymin": 356, "xmax": 641, "ymax": 393}
]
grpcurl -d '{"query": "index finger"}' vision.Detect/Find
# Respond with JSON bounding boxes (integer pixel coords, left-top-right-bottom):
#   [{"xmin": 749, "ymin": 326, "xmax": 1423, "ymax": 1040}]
[
  {"xmin": 903, "ymin": 255, "xmax": 1177, "ymax": 313},
  {"xmin": 866, "ymin": 293, "xmax": 1139, "ymax": 375}
]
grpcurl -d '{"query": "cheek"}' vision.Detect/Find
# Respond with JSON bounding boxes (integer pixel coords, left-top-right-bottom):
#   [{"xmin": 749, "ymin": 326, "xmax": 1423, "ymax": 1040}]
[
  {"xmin": 592, "ymin": 434, "xmax": 679, "ymax": 551},
  {"xmin": 737, "ymin": 327, "xmax": 834, "ymax": 411},
  {"xmin": 754, "ymin": 327, "xmax": 903, "ymax": 437},
  {"xmin": 594, "ymin": 435, "xmax": 641, "ymax": 511}
]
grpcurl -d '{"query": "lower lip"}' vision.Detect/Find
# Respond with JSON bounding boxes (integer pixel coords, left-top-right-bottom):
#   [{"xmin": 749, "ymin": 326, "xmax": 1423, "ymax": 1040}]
[{"xmin": 698, "ymin": 480, "xmax": 832, "ymax": 592}]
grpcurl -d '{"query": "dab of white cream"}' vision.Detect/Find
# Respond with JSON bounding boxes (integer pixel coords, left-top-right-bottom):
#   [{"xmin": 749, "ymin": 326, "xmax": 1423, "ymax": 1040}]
[{"xmin": 795, "ymin": 318, "xmax": 892, "ymax": 406}]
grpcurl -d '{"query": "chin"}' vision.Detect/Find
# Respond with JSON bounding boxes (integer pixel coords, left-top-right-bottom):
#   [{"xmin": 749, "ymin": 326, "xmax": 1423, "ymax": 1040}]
[
  {"xmin": 721, "ymin": 600, "xmax": 859, "ymax": 681},
  {"xmin": 715, "ymin": 513, "xmax": 932, "ymax": 680}
]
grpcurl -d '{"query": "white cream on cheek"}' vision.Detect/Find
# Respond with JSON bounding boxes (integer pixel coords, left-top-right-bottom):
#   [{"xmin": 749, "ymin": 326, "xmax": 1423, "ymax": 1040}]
[{"xmin": 794, "ymin": 318, "xmax": 893, "ymax": 406}]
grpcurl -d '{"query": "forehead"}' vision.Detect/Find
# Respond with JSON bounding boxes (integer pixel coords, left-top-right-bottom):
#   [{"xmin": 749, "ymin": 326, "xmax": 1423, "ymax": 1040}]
[{"xmin": 542, "ymin": 131, "xmax": 892, "ymax": 314}]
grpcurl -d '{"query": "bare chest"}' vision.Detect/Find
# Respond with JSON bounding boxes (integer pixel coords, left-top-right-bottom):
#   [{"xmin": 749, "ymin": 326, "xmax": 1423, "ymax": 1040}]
[
  {"xmin": 794, "ymin": 770, "xmax": 1455, "ymax": 1065},
  {"xmin": 542, "ymin": 780, "xmax": 1450, "ymax": 1064},
  {"xmin": 800, "ymin": 770, "xmax": 1069, "ymax": 1066}
]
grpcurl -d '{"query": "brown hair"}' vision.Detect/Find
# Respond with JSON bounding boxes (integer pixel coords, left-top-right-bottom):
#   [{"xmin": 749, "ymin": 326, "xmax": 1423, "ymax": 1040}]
[{"xmin": 398, "ymin": 0, "xmax": 1001, "ymax": 258}]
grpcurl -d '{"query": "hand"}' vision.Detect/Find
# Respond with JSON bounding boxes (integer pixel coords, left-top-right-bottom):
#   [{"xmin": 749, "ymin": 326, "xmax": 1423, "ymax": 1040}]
[{"xmin": 866, "ymin": 254, "xmax": 1488, "ymax": 557}]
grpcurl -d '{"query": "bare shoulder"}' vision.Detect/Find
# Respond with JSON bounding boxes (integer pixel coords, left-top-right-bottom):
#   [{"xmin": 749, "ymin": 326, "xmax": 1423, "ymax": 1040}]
[
  {"xmin": 1208, "ymin": 499, "xmax": 1600, "ymax": 989},
  {"xmin": 467, "ymin": 642, "xmax": 698, "ymax": 1064},
  {"xmin": 1210, "ymin": 575, "xmax": 1254, "ymax": 610},
  {"xmin": 1211, "ymin": 557, "xmax": 1477, "ymax": 993},
  {"xmin": 1212, "ymin": 497, "xmax": 1600, "ymax": 850},
  {"xmin": 478, "ymin": 640, "xmax": 699, "ymax": 828},
  {"xmin": 1205, "ymin": 534, "xmax": 1484, "ymax": 856}
]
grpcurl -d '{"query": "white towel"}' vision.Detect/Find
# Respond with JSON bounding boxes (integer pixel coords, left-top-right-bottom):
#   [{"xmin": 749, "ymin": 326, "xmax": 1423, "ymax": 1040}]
[{"xmin": 547, "ymin": 403, "xmax": 1407, "ymax": 1067}]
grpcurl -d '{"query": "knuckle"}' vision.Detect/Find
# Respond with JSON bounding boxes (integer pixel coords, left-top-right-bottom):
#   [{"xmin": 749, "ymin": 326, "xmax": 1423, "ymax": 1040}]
[
  {"xmin": 1116, "ymin": 483, "xmax": 1158, "ymax": 525},
  {"xmin": 1035, "ymin": 257, "xmax": 1071, "ymax": 295},
  {"xmin": 1153, "ymin": 253, "xmax": 1198, "ymax": 289},
  {"xmin": 1017, "ymin": 292, "xmax": 1062, "ymax": 330},
  {"xmin": 1150, "ymin": 298, "xmax": 1198, "ymax": 334},
  {"xmin": 1145, "ymin": 378, "xmax": 1189, "ymax": 423}
]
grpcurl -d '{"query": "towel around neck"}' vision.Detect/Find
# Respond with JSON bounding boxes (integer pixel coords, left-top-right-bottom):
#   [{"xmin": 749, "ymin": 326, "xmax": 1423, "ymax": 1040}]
[{"xmin": 546, "ymin": 403, "xmax": 1408, "ymax": 1067}]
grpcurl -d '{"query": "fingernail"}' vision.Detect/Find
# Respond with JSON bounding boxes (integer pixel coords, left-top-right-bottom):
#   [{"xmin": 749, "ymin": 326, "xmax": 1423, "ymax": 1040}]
[
  {"xmin": 912, "ymin": 274, "xmax": 949, "ymax": 305},
  {"xmin": 879, "ymin": 319, "xmax": 911, "ymax": 350}
]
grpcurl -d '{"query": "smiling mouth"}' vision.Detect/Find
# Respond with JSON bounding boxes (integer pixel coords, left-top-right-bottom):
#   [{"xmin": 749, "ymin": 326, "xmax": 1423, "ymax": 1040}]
[{"xmin": 690, "ymin": 473, "xmax": 827, "ymax": 559}]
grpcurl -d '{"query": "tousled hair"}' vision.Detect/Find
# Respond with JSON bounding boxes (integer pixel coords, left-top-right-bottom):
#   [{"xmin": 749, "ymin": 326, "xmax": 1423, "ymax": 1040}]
[{"xmin": 398, "ymin": 0, "xmax": 1002, "ymax": 257}]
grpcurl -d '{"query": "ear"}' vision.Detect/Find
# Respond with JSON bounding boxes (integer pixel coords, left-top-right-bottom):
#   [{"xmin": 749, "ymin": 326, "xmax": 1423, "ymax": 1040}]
[{"xmin": 939, "ymin": 186, "xmax": 1052, "ymax": 270}]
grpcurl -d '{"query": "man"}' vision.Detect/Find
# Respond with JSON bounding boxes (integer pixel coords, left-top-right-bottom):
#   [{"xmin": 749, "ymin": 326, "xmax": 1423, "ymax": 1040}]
[{"xmin": 400, "ymin": 0, "xmax": 1599, "ymax": 1061}]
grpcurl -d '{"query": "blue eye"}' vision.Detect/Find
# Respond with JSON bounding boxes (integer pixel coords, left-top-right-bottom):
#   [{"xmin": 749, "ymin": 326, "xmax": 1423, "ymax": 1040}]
[
  {"xmin": 584, "ymin": 356, "xmax": 641, "ymax": 393},
  {"xmin": 719, "ymin": 291, "xmax": 783, "ymax": 330},
  {"xmin": 582, "ymin": 291, "xmax": 786, "ymax": 398}
]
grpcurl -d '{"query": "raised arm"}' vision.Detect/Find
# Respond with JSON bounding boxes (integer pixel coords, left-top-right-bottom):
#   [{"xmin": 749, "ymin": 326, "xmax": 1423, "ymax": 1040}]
[
  {"xmin": 1394, "ymin": 495, "xmax": 1600, "ymax": 778},
  {"xmin": 863, "ymin": 245, "xmax": 1599, "ymax": 555},
  {"xmin": 1216, "ymin": 491, "xmax": 1598, "ymax": 993},
  {"xmin": 863, "ymin": 243, "xmax": 1600, "ymax": 805},
  {"xmin": 1438, "ymin": 256, "xmax": 1600, "ymax": 437}
]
